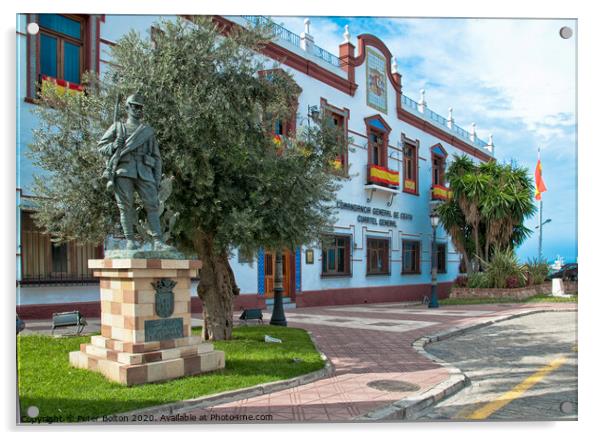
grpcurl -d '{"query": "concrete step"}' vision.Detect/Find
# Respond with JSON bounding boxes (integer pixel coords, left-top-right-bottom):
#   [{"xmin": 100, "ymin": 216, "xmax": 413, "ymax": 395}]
[
  {"xmin": 265, "ymin": 303, "xmax": 297, "ymax": 311},
  {"xmin": 265, "ymin": 298, "xmax": 296, "ymax": 311}
]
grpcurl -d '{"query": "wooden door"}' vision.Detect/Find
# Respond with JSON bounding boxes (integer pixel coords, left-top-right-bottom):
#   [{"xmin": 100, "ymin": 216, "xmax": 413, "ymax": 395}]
[{"xmin": 264, "ymin": 251, "xmax": 291, "ymax": 298}]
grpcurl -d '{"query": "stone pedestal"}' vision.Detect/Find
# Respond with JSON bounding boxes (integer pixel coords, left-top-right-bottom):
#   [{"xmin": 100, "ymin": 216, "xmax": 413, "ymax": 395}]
[
  {"xmin": 69, "ymin": 259, "xmax": 225, "ymax": 386},
  {"xmin": 552, "ymin": 278, "xmax": 566, "ymax": 296}
]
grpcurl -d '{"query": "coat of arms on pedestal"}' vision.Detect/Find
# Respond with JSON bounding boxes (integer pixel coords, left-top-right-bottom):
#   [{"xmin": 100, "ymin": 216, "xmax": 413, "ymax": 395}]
[{"xmin": 152, "ymin": 278, "xmax": 177, "ymax": 318}]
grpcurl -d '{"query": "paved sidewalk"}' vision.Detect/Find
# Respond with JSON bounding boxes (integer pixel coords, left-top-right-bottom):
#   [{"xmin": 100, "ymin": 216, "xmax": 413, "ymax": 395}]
[{"xmin": 179, "ymin": 301, "xmax": 576, "ymax": 422}]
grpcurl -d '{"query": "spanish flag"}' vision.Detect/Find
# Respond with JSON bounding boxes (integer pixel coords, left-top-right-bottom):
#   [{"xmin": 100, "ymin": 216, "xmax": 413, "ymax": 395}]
[{"xmin": 534, "ymin": 155, "xmax": 547, "ymax": 201}]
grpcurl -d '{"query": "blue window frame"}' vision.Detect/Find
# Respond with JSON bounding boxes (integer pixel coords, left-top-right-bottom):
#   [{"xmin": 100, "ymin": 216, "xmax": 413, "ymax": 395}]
[
  {"xmin": 437, "ymin": 243, "xmax": 447, "ymax": 273},
  {"xmin": 63, "ymin": 42, "xmax": 81, "ymax": 83},
  {"xmin": 402, "ymin": 240, "xmax": 421, "ymax": 274},
  {"xmin": 39, "ymin": 14, "xmax": 81, "ymax": 40},
  {"xmin": 38, "ymin": 14, "xmax": 83, "ymax": 84},
  {"xmin": 321, "ymin": 235, "xmax": 351, "ymax": 276},
  {"xmin": 40, "ymin": 34, "xmax": 58, "ymax": 78}
]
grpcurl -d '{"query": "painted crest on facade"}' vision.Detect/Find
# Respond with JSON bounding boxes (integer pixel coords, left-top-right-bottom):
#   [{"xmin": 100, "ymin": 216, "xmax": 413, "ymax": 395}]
[
  {"xmin": 366, "ymin": 48, "xmax": 388, "ymax": 113},
  {"xmin": 151, "ymin": 278, "xmax": 177, "ymax": 318}
]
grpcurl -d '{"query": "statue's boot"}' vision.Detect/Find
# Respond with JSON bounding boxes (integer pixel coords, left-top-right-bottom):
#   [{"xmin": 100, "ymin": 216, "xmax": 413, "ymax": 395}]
[
  {"xmin": 152, "ymin": 239, "xmax": 176, "ymax": 252},
  {"xmin": 126, "ymin": 239, "xmax": 137, "ymax": 250}
]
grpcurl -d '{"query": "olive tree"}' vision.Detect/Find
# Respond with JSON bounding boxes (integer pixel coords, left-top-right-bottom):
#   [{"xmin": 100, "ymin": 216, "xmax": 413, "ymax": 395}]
[{"xmin": 28, "ymin": 16, "xmax": 344, "ymax": 339}]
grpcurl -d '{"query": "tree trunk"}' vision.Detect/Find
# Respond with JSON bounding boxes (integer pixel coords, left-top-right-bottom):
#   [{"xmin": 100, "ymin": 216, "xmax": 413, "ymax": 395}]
[
  {"xmin": 484, "ymin": 233, "xmax": 491, "ymax": 265},
  {"xmin": 462, "ymin": 249, "xmax": 473, "ymax": 275},
  {"xmin": 472, "ymin": 221, "xmax": 481, "ymax": 271},
  {"xmin": 194, "ymin": 232, "xmax": 237, "ymax": 340}
]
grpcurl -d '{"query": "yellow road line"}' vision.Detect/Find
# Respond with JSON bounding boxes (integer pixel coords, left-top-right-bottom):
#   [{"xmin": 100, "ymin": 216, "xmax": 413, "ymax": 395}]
[{"xmin": 465, "ymin": 356, "xmax": 568, "ymax": 420}]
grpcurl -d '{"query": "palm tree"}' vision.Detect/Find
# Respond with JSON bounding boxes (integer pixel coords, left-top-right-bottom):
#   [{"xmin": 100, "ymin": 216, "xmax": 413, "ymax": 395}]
[{"xmin": 438, "ymin": 155, "xmax": 536, "ymax": 272}]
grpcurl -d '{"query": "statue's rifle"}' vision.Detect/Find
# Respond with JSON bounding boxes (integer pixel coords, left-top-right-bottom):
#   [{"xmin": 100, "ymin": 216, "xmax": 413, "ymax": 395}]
[{"xmin": 105, "ymin": 92, "xmax": 122, "ymax": 191}]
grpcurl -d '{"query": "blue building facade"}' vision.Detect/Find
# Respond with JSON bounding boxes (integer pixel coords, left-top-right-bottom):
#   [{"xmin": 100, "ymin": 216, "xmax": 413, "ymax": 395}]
[{"xmin": 16, "ymin": 14, "xmax": 494, "ymax": 316}]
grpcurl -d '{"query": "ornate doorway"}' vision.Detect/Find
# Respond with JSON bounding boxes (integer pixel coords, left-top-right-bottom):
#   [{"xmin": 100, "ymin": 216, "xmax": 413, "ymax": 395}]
[{"xmin": 263, "ymin": 250, "xmax": 293, "ymax": 298}]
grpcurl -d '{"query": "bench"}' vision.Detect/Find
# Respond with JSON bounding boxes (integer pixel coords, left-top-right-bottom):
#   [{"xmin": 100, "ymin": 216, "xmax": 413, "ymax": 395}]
[
  {"xmin": 52, "ymin": 311, "xmax": 87, "ymax": 335},
  {"xmin": 239, "ymin": 308, "xmax": 263, "ymax": 325}
]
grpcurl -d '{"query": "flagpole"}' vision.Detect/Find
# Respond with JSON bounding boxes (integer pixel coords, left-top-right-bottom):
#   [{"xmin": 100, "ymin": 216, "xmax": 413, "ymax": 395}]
[
  {"xmin": 538, "ymin": 147, "xmax": 543, "ymax": 261},
  {"xmin": 539, "ymin": 199, "xmax": 543, "ymax": 261}
]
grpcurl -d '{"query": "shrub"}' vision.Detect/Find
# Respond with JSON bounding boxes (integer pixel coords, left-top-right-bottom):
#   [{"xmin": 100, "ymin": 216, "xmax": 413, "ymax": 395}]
[
  {"xmin": 455, "ymin": 275, "xmax": 468, "ymax": 287},
  {"xmin": 525, "ymin": 258, "xmax": 549, "ymax": 285},
  {"xmin": 525, "ymin": 271, "xmax": 533, "ymax": 286},
  {"xmin": 505, "ymin": 275, "xmax": 521, "ymax": 288},
  {"xmin": 481, "ymin": 247, "xmax": 527, "ymax": 288},
  {"xmin": 467, "ymin": 272, "xmax": 490, "ymax": 288}
]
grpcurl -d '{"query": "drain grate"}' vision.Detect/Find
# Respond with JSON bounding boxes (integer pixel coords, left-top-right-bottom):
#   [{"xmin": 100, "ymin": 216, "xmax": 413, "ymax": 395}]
[{"xmin": 367, "ymin": 380, "xmax": 420, "ymax": 392}]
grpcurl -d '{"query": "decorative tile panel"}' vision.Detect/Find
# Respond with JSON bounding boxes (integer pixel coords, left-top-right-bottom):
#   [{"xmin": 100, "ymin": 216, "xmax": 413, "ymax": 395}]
[{"xmin": 366, "ymin": 48, "xmax": 388, "ymax": 113}]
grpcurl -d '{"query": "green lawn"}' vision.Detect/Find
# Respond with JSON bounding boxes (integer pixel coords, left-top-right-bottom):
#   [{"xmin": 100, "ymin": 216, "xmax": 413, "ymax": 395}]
[
  {"xmin": 440, "ymin": 294, "xmax": 578, "ymax": 306},
  {"xmin": 18, "ymin": 326, "xmax": 324, "ymax": 423}
]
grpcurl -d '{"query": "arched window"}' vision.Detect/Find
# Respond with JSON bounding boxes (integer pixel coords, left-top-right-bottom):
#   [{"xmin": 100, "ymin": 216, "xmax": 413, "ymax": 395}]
[
  {"xmin": 258, "ymin": 69, "xmax": 300, "ymax": 138},
  {"xmin": 431, "ymin": 144, "xmax": 448, "ymax": 187},
  {"xmin": 365, "ymin": 115, "xmax": 391, "ymax": 168},
  {"xmin": 321, "ymin": 98, "xmax": 350, "ymax": 175},
  {"xmin": 431, "ymin": 144, "xmax": 450, "ymax": 201},
  {"xmin": 402, "ymin": 134, "xmax": 419, "ymax": 195}
]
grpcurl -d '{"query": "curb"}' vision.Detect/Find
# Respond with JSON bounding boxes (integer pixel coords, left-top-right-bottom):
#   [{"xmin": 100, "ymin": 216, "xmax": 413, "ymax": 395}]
[
  {"xmin": 101, "ymin": 331, "xmax": 334, "ymax": 421},
  {"xmin": 357, "ymin": 306, "xmax": 576, "ymax": 421}
]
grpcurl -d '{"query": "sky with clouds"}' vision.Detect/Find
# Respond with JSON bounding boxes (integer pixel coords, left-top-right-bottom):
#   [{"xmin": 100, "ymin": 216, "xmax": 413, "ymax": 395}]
[{"xmin": 271, "ymin": 15, "xmax": 577, "ymax": 263}]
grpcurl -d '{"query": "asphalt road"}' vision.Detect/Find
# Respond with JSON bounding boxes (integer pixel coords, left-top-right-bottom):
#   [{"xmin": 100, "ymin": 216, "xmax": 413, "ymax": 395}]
[{"xmin": 417, "ymin": 311, "xmax": 577, "ymax": 421}]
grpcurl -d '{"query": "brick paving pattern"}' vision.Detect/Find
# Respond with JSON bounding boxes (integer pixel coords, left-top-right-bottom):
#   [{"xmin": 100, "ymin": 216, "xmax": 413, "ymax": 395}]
[{"xmin": 182, "ymin": 301, "xmax": 576, "ymax": 422}]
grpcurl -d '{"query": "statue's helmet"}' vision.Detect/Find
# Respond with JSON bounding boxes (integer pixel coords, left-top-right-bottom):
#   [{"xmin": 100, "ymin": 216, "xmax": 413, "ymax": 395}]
[{"xmin": 125, "ymin": 93, "xmax": 144, "ymax": 107}]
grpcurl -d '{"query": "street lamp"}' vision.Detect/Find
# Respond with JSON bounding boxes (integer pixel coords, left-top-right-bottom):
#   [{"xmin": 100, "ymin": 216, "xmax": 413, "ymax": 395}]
[
  {"xmin": 269, "ymin": 251, "xmax": 287, "ymax": 326},
  {"xmin": 429, "ymin": 209, "xmax": 440, "ymax": 308}
]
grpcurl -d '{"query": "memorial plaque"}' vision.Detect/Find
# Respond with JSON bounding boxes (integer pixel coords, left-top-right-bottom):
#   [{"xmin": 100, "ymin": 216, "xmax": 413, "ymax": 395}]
[{"xmin": 144, "ymin": 317, "xmax": 184, "ymax": 342}]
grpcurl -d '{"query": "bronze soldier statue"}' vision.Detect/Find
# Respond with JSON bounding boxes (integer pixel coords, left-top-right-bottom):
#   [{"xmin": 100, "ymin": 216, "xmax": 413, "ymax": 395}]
[{"xmin": 99, "ymin": 93, "xmax": 169, "ymax": 251}]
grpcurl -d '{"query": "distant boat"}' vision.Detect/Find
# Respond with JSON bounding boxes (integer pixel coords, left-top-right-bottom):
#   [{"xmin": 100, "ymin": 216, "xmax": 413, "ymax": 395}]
[{"xmin": 550, "ymin": 255, "xmax": 564, "ymax": 272}]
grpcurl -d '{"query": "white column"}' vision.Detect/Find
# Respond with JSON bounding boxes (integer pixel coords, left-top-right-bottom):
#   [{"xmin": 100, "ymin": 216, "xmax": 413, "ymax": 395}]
[
  {"xmin": 418, "ymin": 89, "xmax": 427, "ymax": 113},
  {"xmin": 342, "ymin": 24, "xmax": 350, "ymax": 44},
  {"xmin": 486, "ymin": 133, "xmax": 495, "ymax": 156},
  {"xmin": 300, "ymin": 18, "xmax": 314, "ymax": 53},
  {"xmin": 470, "ymin": 122, "xmax": 477, "ymax": 142},
  {"xmin": 447, "ymin": 107, "xmax": 454, "ymax": 129},
  {"xmin": 552, "ymin": 278, "xmax": 566, "ymax": 296}
]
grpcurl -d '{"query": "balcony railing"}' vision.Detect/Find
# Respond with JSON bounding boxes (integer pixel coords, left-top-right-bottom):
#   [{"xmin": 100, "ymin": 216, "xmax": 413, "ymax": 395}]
[
  {"xmin": 241, "ymin": 15, "xmax": 301, "ymax": 48},
  {"xmin": 432, "ymin": 184, "xmax": 451, "ymax": 201},
  {"xmin": 240, "ymin": 15, "xmax": 342, "ymax": 68},
  {"xmin": 312, "ymin": 45, "xmax": 343, "ymax": 67},
  {"xmin": 402, "ymin": 94, "xmax": 419, "ymax": 112},
  {"xmin": 402, "ymin": 92, "xmax": 490, "ymax": 154},
  {"xmin": 424, "ymin": 108, "xmax": 447, "ymax": 126},
  {"xmin": 367, "ymin": 164, "xmax": 400, "ymax": 188}
]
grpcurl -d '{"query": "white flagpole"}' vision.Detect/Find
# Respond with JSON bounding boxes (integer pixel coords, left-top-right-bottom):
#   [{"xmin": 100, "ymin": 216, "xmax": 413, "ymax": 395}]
[{"xmin": 538, "ymin": 147, "xmax": 543, "ymax": 261}]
